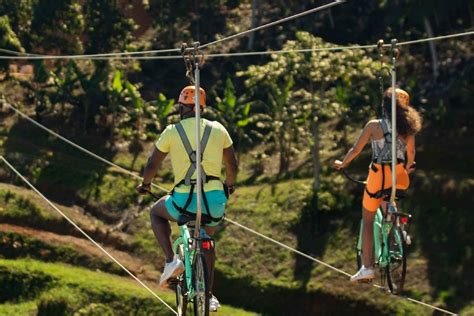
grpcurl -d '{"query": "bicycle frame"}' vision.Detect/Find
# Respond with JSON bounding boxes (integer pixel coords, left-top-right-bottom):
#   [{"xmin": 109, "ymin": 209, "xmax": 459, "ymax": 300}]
[
  {"xmin": 173, "ymin": 224, "xmax": 197, "ymax": 300},
  {"xmin": 173, "ymin": 223, "xmax": 211, "ymax": 302},
  {"xmin": 356, "ymin": 204, "xmax": 406, "ymax": 268}
]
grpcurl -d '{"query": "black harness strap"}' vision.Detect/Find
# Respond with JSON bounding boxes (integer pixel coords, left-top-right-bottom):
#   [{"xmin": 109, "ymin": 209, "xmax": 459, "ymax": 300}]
[
  {"xmin": 172, "ymin": 121, "xmax": 223, "ymax": 223},
  {"xmin": 366, "ymin": 120, "xmax": 407, "ymax": 199}
]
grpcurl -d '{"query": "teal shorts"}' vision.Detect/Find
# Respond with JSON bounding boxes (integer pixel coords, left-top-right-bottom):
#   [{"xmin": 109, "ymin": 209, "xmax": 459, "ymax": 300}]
[{"xmin": 164, "ymin": 190, "xmax": 227, "ymax": 227}]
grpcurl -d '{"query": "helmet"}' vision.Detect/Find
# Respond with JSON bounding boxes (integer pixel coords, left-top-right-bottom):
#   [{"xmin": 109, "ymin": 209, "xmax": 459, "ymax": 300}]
[
  {"xmin": 178, "ymin": 86, "xmax": 206, "ymax": 108},
  {"xmin": 385, "ymin": 88, "xmax": 410, "ymax": 108}
]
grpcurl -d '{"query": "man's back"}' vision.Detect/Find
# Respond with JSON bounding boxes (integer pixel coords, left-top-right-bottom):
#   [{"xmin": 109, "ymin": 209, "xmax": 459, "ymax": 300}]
[{"xmin": 155, "ymin": 118, "xmax": 233, "ymax": 192}]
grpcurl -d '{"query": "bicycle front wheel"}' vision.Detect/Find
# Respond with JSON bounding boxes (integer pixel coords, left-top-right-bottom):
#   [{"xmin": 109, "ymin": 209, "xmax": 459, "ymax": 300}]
[
  {"xmin": 385, "ymin": 225, "xmax": 407, "ymax": 294},
  {"xmin": 192, "ymin": 252, "xmax": 209, "ymax": 316}
]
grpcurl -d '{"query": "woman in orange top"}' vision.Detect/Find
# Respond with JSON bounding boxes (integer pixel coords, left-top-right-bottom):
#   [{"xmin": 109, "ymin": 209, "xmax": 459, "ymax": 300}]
[{"xmin": 334, "ymin": 88, "xmax": 422, "ymax": 282}]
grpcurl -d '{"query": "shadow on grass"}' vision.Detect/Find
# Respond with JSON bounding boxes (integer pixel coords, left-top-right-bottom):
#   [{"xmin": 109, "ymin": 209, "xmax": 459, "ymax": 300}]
[
  {"xmin": 408, "ymin": 174, "xmax": 474, "ymax": 313},
  {"xmin": 214, "ymin": 268, "xmax": 388, "ymax": 316}
]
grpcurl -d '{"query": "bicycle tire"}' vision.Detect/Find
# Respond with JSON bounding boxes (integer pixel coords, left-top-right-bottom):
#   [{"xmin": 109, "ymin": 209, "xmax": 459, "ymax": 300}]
[
  {"xmin": 192, "ymin": 252, "xmax": 209, "ymax": 316},
  {"xmin": 175, "ymin": 244, "xmax": 188, "ymax": 316},
  {"xmin": 385, "ymin": 225, "xmax": 407, "ymax": 294}
]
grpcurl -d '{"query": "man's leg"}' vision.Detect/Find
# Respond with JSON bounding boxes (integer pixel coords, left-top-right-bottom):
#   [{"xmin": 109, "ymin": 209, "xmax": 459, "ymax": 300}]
[
  {"xmin": 204, "ymin": 226, "xmax": 217, "ymax": 294},
  {"xmin": 150, "ymin": 196, "xmax": 176, "ymax": 263}
]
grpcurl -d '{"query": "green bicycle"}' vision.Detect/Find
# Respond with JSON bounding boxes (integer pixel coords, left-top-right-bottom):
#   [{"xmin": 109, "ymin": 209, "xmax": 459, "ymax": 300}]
[
  {"xmin": 342, "ymin": 169, "xmax": 412, "ymax": 294},
  {"xmin": 148, "ymin": 191, "xmax": 213, "ymax": 316}
]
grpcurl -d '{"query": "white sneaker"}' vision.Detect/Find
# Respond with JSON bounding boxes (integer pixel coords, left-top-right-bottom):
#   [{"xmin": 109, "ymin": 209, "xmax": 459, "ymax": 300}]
[
  {"xmin": 209, "ymin": 295, "xmax": 220, "ymax": 312},
  {"xmin": 159, "ymin": 256, "xmax": 184, "ymax": 288},
  {"xmin": 350, "ymin": 266, "xmax": 375, "ymax": 283}
]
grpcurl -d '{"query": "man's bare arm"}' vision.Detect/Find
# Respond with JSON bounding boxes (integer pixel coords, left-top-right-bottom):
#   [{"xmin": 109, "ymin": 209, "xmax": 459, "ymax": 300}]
[
  {"xmin": 223, "ymin": 146, "xmax": 238, "ymax": 188},
  {"xmin": 137, "ymin": 147, "xmax": 167, "ymax": 194}
]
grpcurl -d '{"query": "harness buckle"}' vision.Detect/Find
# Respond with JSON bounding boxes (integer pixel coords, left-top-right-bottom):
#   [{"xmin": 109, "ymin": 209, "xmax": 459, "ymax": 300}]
[{"xmin": 189, "ymin": 151, "xmax": 197, "ymax": 163}]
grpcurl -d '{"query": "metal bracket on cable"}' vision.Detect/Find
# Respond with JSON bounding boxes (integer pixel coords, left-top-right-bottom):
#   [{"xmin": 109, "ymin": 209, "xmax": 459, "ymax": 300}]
[{"xmin": 180, "ymin": 42, "xmax": 205, "ymax": 85}]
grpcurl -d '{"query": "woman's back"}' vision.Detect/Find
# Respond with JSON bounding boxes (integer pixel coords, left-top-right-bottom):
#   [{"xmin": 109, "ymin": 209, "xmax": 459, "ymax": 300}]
[{"xmin": 370, "ymin": 118, "xmax": 407, "ymax": 163}]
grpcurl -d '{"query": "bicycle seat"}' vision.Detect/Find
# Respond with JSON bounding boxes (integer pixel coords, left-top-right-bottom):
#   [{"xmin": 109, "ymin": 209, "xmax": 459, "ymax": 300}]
[
  {"xmin": 176, "ymin": 214, "xmax": 214, "ymax": 226},
  {"xmin": 380, "ymin": 189, "xmax": 407, "ymax": 201}
]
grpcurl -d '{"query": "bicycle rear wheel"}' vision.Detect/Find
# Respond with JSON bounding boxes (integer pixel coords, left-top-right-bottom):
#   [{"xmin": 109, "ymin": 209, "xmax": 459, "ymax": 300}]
[
  {"xmin": 192, "ymin": 252, "xmax": 209, "ymax": 316},
  {"xmin": 385, "ymin": 225, "xmax": 407, "ymax": 294},
  {"xmin": 175, "ymin": 244, "xmax": 188, "ymax": 316}
]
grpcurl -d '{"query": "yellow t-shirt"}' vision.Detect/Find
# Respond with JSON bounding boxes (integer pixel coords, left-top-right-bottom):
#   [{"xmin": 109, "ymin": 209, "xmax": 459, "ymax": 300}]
[{"xmin": 155, "ymin": 118, "xmax": 233, "ymax": 193}]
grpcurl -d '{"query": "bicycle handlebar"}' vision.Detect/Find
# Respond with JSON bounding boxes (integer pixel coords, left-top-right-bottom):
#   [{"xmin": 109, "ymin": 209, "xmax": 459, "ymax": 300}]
[
  {"xmin": 341, "ymin": 169, "xmax": 367, "ymax": 185},
  {"xmin": 146, "ymin": 190, "xmax": 161, "ymax": 201},
  {"xmin": 336, "ymin": 160, "xmax": 416, "ymax": 186}
]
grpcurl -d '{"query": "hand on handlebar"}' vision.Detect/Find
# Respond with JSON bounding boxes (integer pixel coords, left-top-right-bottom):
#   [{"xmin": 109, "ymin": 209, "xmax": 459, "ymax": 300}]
[
  {"xmin": 225, "ymin": 182, "xmax": 235, "ymax": 196},
  {"xmin": 407, "ymin": 161, "xmax": 416, "ymax": 174},
  {"xmin": 136, "ymin": 182, "xmax": 151, "ymax": 195},
  {"xmin": 334, "ymin": 159, "xmax": 344, "ymax": 170}
]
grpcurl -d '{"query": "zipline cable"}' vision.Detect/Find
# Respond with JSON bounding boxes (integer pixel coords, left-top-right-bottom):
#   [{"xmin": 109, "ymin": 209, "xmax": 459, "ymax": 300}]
[
  {"xmin": 198, "ymin": 1, "xmax": 345, "ymax": 50},
  {"xmin": 0, "ymin": 156, "xmax": 178, "ymax": 316},
  {"xmin": 0, "ymin": 30, "xmax": 472, "ymax": 61},
  {"xmin": 0, "ymin": 47, "xmax": 180, "ymax": 59},
  {"xmin": 0, "ymin": 1, "xmax": 343, "ymax": 60},
  {"xmin": 224, "ymin": 217, "xmax": 351, "ymax": 277},
  {"xmin": 2, "ymin": 102, "xmax": 458, "ymax": 315},
  {"xmin": 2, "ymin": 102, "xmax": 170, "ymax": 194},
  {"xmin": 225, "ymin": 219, "xmax": 457, "ymax": 315}
]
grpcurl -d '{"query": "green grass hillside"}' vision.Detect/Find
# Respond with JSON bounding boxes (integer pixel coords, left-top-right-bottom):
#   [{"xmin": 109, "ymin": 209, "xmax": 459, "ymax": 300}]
[
  {"xmin": 129, "ymin": 179, "xmax": 452, "ymax": 315},
  {"xmin": 0, "ymin": 258, "xmax": 256, "ymax": 316}
]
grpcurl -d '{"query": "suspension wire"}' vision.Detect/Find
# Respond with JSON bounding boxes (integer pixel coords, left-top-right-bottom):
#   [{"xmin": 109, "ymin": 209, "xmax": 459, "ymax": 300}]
[
  {"xmin": 1, "ymin": 102, "xmax": 170, "ymax": 193},
  {"xmin": 224, "ymin": 218, "xmax": 351, "ymax": 277},
  {"xmin": 0, "ymin": 48, "xmax": 40, "ymax": 56},
  {"xmin": 3, "ymin": 102, "xmax": 458, "ymax": 315},
  {"xmin": 224, "ymin": 219, "xmax": 457, "ymax": 316},
  {"xmin": 397, "ymin": 30, "xmax": 474, "ymax": 46},
  {"xmin": 0, "ymin": 47, "xmax": 181, "ymax": 59},
  {"xmin": 198, "ymin": 1, "xmax": 345, "ymax": 50},
  {"xmin": 0, "ymin": 30, "xmax": 473, "ymax": 61},
  {"xmin": 0, "ymin": 1, "xmax": 343, "ymax": 61},
  {"xmin": 0, "ymin": 156, "xmax": 178, "ymax": 315}
]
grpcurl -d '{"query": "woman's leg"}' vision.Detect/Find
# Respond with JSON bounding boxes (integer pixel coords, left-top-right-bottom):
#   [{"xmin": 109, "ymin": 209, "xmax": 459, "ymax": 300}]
[
  {"xmin": 150, "ymin": 196, "xmax": 176, "ymax": 263},
  {"xmin": 362, "ymin": 207, "xmax": 377, "ymax": 268}
]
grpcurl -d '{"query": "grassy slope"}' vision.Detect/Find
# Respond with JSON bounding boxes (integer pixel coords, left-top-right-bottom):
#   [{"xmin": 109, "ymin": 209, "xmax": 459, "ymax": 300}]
[
  {"xmin": 0, "ymin": 258, "xmax": 256, "ymax": 316},
  {"xmin": 1, "ymin": 103, "xmax": 471, "ymax": 314},
  {"xmin": 130, "ymin": 179, "xmax": 434, "ymax": 315}
]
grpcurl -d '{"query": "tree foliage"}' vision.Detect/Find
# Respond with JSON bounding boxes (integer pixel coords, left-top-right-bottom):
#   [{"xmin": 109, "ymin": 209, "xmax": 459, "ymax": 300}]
[
  {"xmin": 240, "ymin": 32, "xmax": 379, "ymax": 179},
  {"xmin": 0, "ymin": 15, "xmax": 24, "ymax": 70}
]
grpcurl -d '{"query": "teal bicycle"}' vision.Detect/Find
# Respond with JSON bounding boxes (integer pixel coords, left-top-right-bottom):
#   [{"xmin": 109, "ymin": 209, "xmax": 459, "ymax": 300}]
[
  {"xmin": 342, "ymin": 169, "xmax": 412, "ymax": 294},
  {"xmin": 148, "ymin": 191, "xmax": 213, "ymax": 316}
]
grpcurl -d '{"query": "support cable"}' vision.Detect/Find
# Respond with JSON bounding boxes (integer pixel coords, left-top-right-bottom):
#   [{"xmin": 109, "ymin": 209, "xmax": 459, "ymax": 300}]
[
  {"xmin": 1, "ymin": 102, "xmax": 169, "ymax": 193},
  {"xmin": 2, "ymin": 90, "xmax": 459, "ymax": 316},
  {"xmin": 198, "ymin": 1, "xmax": 345, "ymax": 50},
  {"xmin": 0, "ymin": 30, "xmax": 472, "ymax": 61},
  {"xmin": 0, "ymin": 156, "xmax": 178, "ymax": 315}
]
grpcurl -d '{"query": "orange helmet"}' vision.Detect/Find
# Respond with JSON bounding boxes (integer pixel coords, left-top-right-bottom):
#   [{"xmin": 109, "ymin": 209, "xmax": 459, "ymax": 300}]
[
  {"xmin": 385, "ymin": 88, "xmax": 410, "ymax": 108},
  {"xmin": 178, "ymin": 86, "xmax": 206, "ymax": 108}
]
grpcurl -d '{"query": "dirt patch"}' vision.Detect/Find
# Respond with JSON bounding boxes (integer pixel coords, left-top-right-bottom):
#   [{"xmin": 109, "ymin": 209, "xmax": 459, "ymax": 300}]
[{"xmin": 0, "ymin": 223, "xmax": 160, "ymax": 283}]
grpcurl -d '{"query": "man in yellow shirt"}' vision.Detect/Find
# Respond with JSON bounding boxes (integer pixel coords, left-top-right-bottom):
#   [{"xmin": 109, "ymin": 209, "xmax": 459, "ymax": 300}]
[{"xmin": 136, "ymin": 86, "xmax": 238, "ymax": 311}]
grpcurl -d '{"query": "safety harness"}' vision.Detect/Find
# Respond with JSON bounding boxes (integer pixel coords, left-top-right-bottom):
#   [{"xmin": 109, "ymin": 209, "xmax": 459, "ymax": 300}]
[
  {"xmin": 366, "ymin": 119, "xmax": 405, "ymax": 199},
  {"xmin": 171, "ymin": 121, "xmax": 224, "ymax": 223}
]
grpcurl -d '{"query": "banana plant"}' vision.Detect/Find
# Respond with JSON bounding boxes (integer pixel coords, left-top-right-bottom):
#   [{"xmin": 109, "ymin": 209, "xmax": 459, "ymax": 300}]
[{"xmin": 214, "ymin": 78, "xmax": 252, "ymax": 153}]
